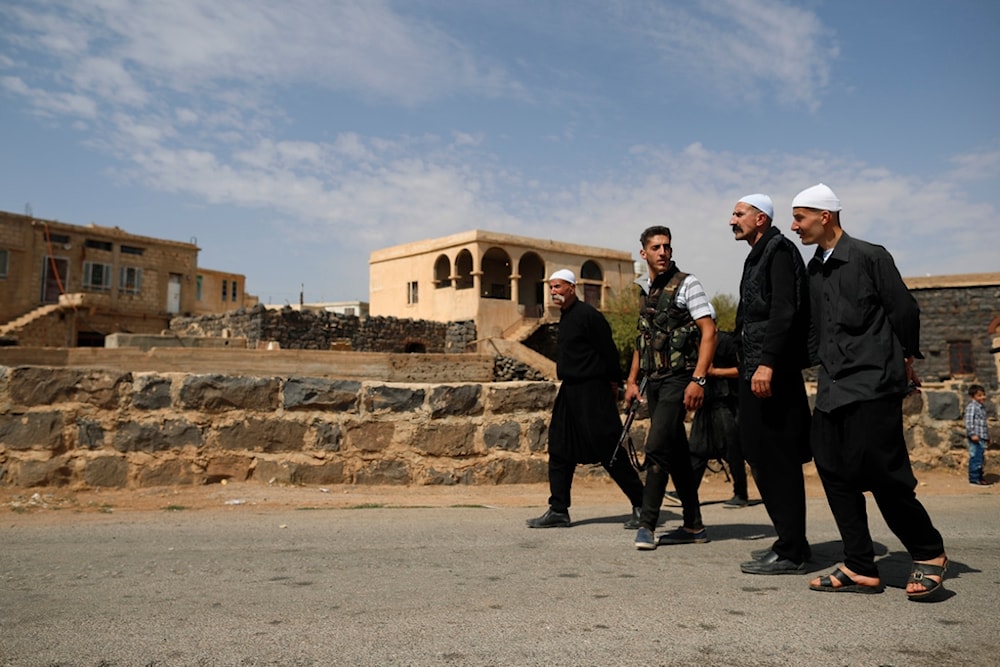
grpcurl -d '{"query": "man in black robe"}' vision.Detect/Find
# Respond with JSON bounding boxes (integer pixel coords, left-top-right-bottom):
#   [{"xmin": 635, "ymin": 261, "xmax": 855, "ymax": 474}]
[
  {"xmin": 728, "ymin": 193, "xmax": 813, "ymax": 575},
  {"xmin": 526, "ymin": 269, "xmax": 645, "ymax": 529}
]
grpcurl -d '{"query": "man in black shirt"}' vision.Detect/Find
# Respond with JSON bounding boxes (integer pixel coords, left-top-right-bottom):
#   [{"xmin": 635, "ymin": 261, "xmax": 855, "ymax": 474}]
[
  {"xmin": 729, "ymin": 193, "xmax": 813, "ymax": 575},
  {"xmin": 526, "ymin": 269, "xmax": 645, "ymax": 529},
  {"xmin": 791, "ymin": 183, "xmax": 948, "ymax": 598}
]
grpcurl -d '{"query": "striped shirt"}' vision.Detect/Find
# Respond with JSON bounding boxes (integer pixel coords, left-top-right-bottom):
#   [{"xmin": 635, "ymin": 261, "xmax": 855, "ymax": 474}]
[
  {"xmin": 965, "ymin": 400, "xmax": 989, "ymax": 441},
  {"xmin": 636, "ymin": 274, "xmax": 714, "ymax": 321}
]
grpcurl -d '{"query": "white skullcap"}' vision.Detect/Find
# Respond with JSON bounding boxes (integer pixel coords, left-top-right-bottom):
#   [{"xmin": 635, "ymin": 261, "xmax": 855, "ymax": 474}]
[
  {"xmin": 738, "ymin": 193, "xmax": 773, "ymax": 220},
  {"xmin": 792, "ymin": 183, "xmax": 841, "ymax": 212},
  {"xmin": 549, "ymin": 269, "xmax": 576, "ymax": 284}
]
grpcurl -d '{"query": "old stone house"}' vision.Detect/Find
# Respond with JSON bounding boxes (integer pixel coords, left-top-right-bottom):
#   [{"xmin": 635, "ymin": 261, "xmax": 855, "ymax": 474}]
[
  {"xmin": 0, "ymin": 210, "xmax": 257, "ymax": 347},
  {"xmin": 369, "ymin": 229, "xmax": 636, "ymax": 341},
  {"xmin": 906, "ymin": 273, "xmax": 1000, "ymax": 390}
]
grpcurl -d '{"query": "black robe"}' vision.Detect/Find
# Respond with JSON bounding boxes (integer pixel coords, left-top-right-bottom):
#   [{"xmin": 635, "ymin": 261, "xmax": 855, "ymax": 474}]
[{"xmin": 548, "ymin": 299, "xmax": 623, "ymax": 464}]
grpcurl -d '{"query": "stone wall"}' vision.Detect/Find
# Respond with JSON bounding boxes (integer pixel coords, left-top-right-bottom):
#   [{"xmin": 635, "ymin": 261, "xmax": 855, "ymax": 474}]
[
  {"xmin": 0, "ymin": 366, "xmax": 554, "ymax": 488},
  {"xmin": 913, "ymin": 285, "xmax": 1000, "ymax": 389},
  {"xmin": 0, "ymin": 365, "xmax": 995, "ymax": 490},
  {"xmin": 169, "ymin": 304, "xmax": 477, "ymax": 354}
]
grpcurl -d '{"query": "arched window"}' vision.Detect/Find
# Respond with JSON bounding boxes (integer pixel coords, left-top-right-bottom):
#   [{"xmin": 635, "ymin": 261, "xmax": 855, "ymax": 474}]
[
  {"xmin": 580, "ymin": 260, "xmax": 604, "ymax": 307},
  {"xmin": 517, "ymin": 252, "xmax": 545, "ymax": 317},
  {"xmin": 434, "ymin": 254, "xmax": 451, "ymax": 288},
  {"xmin": 455, "ymin": 249, "xmax": 474, "ymax": 290},
  {"xmin": 481, "ymin": 247, "xmax": 512, "ymax": 299},
  {"xmin": 581, "ymin": 260, "xmax": 603, "ymax": 281}
]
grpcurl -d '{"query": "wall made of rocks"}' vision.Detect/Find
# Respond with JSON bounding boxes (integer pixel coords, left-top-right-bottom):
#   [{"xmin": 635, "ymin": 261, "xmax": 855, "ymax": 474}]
[
  {"xmin": 914, "ymin": 285, "xmax": 1000, "ymax": 389},
  {"xmin": 901, "ymin": 381, "xmax": 999, "ymax": 471},
  {"xmin": 169, "ymin": 304, "xmax": 477, "ymax": 354},
  {"xmin": 0, "ymin": 367, "xmax": 994, "ymax": 490},
  {"xmin": 0, "ymin": 366, "xmax": 555, "ymax": 489}
]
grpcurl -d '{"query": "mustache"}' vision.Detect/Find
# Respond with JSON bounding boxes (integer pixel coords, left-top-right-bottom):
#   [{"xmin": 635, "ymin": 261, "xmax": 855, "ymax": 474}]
[{"xmin": 552, "ymin": 294, "xmax": 566, "ymax": 304}]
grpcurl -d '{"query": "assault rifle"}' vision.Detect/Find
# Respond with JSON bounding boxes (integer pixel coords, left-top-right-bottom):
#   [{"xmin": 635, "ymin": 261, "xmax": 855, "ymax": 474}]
[{"xmin": 609, "ymin": 375, "xmax": 648, "ymax": 472}]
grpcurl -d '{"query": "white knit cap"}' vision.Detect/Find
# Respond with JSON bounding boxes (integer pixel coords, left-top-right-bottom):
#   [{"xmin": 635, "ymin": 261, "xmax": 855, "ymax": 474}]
[
  {"xmin": 737, "ymin": 193, "xmax": 773, "ymax": 220},
  {"xmin": 549, "ymin": 269, "xmax": 576, "ymax": 284},
  {"xmin": 792, "ymin": 183, "xmax": 842, "ymax": 211}
]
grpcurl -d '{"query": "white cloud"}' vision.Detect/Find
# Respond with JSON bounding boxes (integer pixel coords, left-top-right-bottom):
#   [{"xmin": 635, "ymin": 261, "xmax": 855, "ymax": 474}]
[
  {"xmin": 72, "ymin": 56, "xmax": 148, "ymax": 107},
  {"xmin": 947, "ymin": 146, "xmax": 1000, "ymax": 182},
  {"xmin": 4, "ymin": 0, "xmax": 524, "ymax": 110},
  {"xmin": 615, "ymin": 0, "xmax": 837, "ymax": 110},
  {"xmin": 1, "ymin": 75, "xmax": 99, "ymax": 118}
]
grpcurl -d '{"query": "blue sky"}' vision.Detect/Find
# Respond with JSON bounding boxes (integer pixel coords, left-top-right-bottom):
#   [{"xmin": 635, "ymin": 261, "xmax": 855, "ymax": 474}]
[{"xmin": 2, "ymin": 0, "xmax": 997, "ymax": 306}]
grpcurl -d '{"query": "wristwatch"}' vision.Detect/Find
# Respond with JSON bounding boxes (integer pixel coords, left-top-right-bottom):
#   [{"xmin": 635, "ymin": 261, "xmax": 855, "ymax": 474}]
[{"xmin": 691, "ymin": 376, "xmax": 707, "ymax": 387}]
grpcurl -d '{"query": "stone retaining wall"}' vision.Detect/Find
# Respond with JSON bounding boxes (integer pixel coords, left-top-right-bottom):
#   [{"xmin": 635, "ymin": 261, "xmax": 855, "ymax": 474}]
[
  {"xmin": 0, "ymin": 366, "xmax": 995, "ymax": 489},
  {"xmin": 169, "ymin": 304, "xmax": 478, "ymax": 354},
  {"xmin": 0, "ymin": 366, "xmax": 554, "ymax": 488}
]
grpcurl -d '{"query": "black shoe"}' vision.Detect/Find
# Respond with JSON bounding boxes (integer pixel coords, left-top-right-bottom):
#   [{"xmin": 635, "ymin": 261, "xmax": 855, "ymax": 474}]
[
  {"xmin": 526, "ymin": 508, "xmax": 570, "ymax": 528},
  {"xmin": 723, "ymin": 495, "xmax": 749, "ymax": 508},
  {"xmin": 663, "ymin": 490, "xmax": 682, "ymax": 506},
  {"xmin": 657, "ymin": 526, "xmax": 709, "ymax": 545},
  {"xmin": 623, "ymin": 507, "xmax": 642, "ymax": 530},
  {"xmin": 751, "ymin": 544, "xmax": 812, "ymax": 562},
  {"xmin": 740, "ymin": 551, "xmax": 806, "ymax": 575}
]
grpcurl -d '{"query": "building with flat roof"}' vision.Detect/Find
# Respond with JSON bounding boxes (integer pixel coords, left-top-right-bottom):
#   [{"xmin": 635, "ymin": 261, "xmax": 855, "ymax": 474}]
[
  {"xmin": 904, "ymin": 272, "xmax": 1000, "ymax": 388},
  {"xmin": 369, "ymin": 229, "xmax": 635, "ymax": 340},
  {"xmin": 0, "ymin": 210, "xmax": 255, "ymax": 346}
]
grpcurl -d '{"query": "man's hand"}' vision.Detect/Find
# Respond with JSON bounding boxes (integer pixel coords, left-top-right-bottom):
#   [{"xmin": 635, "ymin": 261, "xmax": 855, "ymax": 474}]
[
  {"xmin": 683, "ymin": 382, "xmax": 704, "ymax": 412},
  {"xmin": 751, "ymin": 365, "xmax": 774, "ymax": 398},
  {"xmin": 905, "ymin": 357, "xmax": 922, "ymax": 395},
  {"xmin": 624, "ymin": 380, "xmax": 641, "ymax": 406}
]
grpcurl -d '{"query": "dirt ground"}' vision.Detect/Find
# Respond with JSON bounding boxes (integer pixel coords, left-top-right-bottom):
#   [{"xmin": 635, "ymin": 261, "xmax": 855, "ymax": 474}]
[{"xmin": 2, "ymin": 463, "xmax": 993, "ymax": 520}]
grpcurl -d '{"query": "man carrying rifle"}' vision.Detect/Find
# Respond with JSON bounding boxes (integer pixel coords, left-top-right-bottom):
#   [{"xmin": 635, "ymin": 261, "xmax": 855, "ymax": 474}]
[
  {"xmin": 625, "ymin": 226, "xmax": 717, "ymax": 550},
  {"xmin": 526, "ymin": 269, "xmax": 645, "ymax": 529}
]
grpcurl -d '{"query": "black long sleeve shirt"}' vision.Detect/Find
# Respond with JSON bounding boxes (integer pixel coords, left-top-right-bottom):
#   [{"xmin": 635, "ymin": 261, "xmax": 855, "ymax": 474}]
[
  {"xmin": 808, "ymin": 232, "xmax": 922, "ymax": 412},
  {"xmin": 556, "ymin": 299, "xmax": 621, "ymax": 384}
]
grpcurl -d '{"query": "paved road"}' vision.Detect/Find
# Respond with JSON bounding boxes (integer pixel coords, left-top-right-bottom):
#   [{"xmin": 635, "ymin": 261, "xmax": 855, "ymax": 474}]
[{"xmin": 2, "ymin": 491, "xmax": 998, "ymax": 666}]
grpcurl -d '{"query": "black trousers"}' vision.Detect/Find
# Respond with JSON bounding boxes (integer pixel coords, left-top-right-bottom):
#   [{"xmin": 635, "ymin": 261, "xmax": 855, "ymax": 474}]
[
  {"xmin": 739, "ymin": 375, "xmax": 811, "ymax": 563},
  {"xmin": 691, "ymin": 417, "xmax": 748, "ymax": 500},
  {"xmin": 812, "ymin": 395, "xmax": 945, "ymax": 578},
  {"xmin": 691, "ymin": 454, "xmax": 748, "ymax": 500},
  {"xmin": 639, "ymin": 374, "xmax": 703, "ymax": 531},
  {"xmin": 547, "ymin": 450, "xmax": 644, "ymax": 513}
]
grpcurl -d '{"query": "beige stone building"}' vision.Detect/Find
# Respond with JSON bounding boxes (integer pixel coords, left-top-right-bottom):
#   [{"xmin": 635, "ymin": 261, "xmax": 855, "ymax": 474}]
[
  {"xmin": 369, "ymin": 229, "xmax": 636, "ymax": 339},
  {"xmin": 192, "ymin": 267, "xmax": 258, "ymax": 316},
  {"xmin": 0, "ymin": 210, "xmax": 255, "ymax": 346}
]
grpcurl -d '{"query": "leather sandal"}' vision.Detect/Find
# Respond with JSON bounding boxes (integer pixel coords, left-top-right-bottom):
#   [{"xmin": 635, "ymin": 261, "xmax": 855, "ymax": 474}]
[
  {"xmin": 906, "ymin": 558, "xmax": 948, "ymax": 599},
  {"xmin": 809, "ymin": 567, "xmax": 883, "ymax": 594}
]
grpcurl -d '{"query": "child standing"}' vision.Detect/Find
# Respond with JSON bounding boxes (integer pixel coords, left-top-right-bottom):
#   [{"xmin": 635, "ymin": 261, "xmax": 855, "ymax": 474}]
[{"xmin": 965, "ymin": 384, "xmax": 992, "ymax": 486}]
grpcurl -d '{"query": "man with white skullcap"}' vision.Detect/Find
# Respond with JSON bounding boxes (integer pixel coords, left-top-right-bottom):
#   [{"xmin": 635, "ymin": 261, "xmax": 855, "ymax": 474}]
[
  {"xmin": 526, "ymin": 269, "xmax": 645, "ymax": 529},
  {"xmin": 728, "ymin": 193, "xmax": 813, "ymax": 575},
  {"xmin": 791, "ymin": 184, "xmax": 948, "ymax": 598}
]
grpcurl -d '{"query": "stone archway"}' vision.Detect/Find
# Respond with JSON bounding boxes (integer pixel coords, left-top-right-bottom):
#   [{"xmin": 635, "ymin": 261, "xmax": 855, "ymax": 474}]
[
  {"xmin": 454, "ymin": 250, "xmax": 474, "ymax": 290},
  {"xmin": 580, "ymin": 260, "xmax": 604, "ymax": 307},
  {"xmin": 517, "ymin": 252, "xmax": 545, "ymax": 317},
  {"xmin": 434, "ymin": 254, "xmax": 451, "ymax": 289},
  {"xmin": 480, "ymin": 247, "xmax": 512, "ymax": 300}
]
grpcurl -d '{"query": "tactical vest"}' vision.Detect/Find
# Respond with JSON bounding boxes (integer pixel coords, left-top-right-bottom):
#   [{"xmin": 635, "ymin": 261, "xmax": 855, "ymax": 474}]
[{"xmin": 636, "ymin": 264, "xmax": 701, "ymax": 378}]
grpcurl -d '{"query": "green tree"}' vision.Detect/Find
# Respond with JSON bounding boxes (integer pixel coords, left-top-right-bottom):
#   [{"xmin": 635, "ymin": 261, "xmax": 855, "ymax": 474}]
[
  {"xmin": 603, "ymin": 289, "xmax": 739, "ymax": 375},
  {"xmin": 711, "ymin": 293, "xmax": 738, "ymax": 332},
  {"xmin": 603, "ymin": 287, "xmax": 640, "ymax": 377}
]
